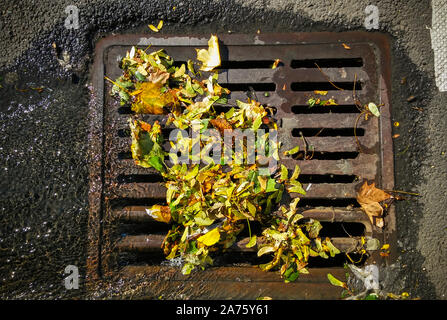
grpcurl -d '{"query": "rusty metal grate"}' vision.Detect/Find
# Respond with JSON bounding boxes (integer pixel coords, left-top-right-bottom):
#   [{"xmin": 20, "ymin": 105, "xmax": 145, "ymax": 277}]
[{"xmin": 88, "ymin": 32, "xmax": 395, "ymax": 299}]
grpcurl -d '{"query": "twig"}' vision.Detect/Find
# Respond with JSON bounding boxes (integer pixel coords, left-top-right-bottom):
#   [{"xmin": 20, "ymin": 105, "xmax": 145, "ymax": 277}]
[
  {"xmin": 354, "ymin": 111, "xmax": 366, "ymax": 153},
  {"xmin": 384, "ymin": 190, "xmax": 420, "ymax": 196},
  {"xmin": 315, "ymin": 63, "xmax": 345, "ymax": 91}
]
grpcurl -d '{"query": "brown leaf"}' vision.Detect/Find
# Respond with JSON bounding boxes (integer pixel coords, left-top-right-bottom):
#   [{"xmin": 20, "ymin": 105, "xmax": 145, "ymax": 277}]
[
  {"xmin": 356, "ymin": 181, "xmax": 391, "ymax": 228},
  {"xmin": 148, "ymin": 69, "xmax": 170, "ymax": 84},
  {"xmin": 210, "ymin": 118, "xmax": 232, "ymax": 135}
]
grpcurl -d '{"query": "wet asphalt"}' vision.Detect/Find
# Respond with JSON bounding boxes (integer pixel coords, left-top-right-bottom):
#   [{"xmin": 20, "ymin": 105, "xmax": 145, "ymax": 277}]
[{"xmin": 0, "ymin": 0, "xmax": 446, "ymax": 299}]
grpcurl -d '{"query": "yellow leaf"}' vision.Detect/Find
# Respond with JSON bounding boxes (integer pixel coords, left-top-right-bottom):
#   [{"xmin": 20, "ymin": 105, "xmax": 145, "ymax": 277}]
[
  {"xmin": 271, "ymin": 59, "xmax": 281, "ymax": 69},
  {"xmin": 314, "ymin": 90, "xmax": 328, "ymax": 95},
  {"xmin": 381, "ymin": 243, "xmax": 390, "ymax": 250},
  {"xmin": 145, "ymin": 205, "xmax": 171, "ymax": 223},
  {"xmin": 157, "ymin": 20, "xmax": 164, "ymax": 30},
  {"xmin": 131, "ymin": 82, "xmax": 177, "ymax": 114},
  {"xmin": 197, "ymin": 228, "xmax": 220, "ymax": 246},
  {"xmin": 342, "ymin": 43, "xmax": 351, "ymax": 50},
  {"xmin": 196, "ymin": 35, "xmax": 221, "ymax": 71},
  {"xmin": 148, "ymin": 24, "xmax": 159, "ymax": 32},
  {"xmin": 257, "ymin": 176, "xmax": 267, "ymax": 191}
]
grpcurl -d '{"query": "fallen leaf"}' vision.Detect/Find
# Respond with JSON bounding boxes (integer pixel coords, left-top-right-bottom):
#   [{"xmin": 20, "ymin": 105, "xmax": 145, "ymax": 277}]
[
  {"xmin": 210, "ymin": 118, "xmax": 232, "ymax": 135},
  {"xmin": 197, "ymin": 228, "xmax": 220, "ymax": 246},
  {"xmin": 271, "ymin": 59, "xmax": 281, "ymax": 69},
  {"xmin": 327, "ymin": 273, "xmax": 348, "ymax": 289},
  {"xmin": 196, "ymin": 35, "xmax": 221, "ymax": 71},
  {"xmin": 148, "ymin": 69, "xmax": 170, "ymax": 84},
  {"xmin": 368, "ymin": 102, "xmax": 380, "ymax": 117},
  {"xmin": 146, "ymin": 205, "xmax": 171, "ymax": 223},
  {"xmin": 257, "ymin": 245, "xmax": 275, "ymax": 257},
  {"xmin": 314, "ymin": 90, "xmax": 328, "ymax": 95},
  {"xmin": 246, "ymin": 235, "xmax": 257, "ymax": 248},
  {"xmin": 356, "ymin": 181, "xmax": 392, "ymax": 228},
  {"xmin": 393, "ymin": 134, "xmax": 400, "ymax": 139},
  {"xmin": 148, "ymin": 24, "xmax": 159, "ymax": 32},
  {"xmin": 342, "ymin": 43, "xmax": 351, "ymax": 50},
  {"xmin": 148, "ymin": 20, "xmax": 163, "ymax": 32},
  {"xmin": 283, "ymin": 145, "xmax": 299, "ymax": 156},
  {"xmin": 131, "ymin": 82, "xmax": 177, "ymax": 114}
]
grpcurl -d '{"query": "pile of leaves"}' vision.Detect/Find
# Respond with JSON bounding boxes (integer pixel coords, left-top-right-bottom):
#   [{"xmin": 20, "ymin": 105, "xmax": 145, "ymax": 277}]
[{"xmin": 109, "ymin": 35, "xmax": 346, "ymax": 281}]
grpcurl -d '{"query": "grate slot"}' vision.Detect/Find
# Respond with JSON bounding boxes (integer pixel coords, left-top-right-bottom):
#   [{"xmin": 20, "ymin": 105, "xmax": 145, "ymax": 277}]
[
  {"xmin": 219, "ymin": 60, "xmax": 279, "ymax": 69},
  {"xmin": 222, "ymin": 83, "xmax": 276, "ymax": 92},
  {"xmin": 116, "ymin": 174, "xmax": 164, "ymax": 184},
  {"xmin": 298, "ymin": 174, "xmax": 357, "ymax": 183},
  {"xmin": 291, "ymin": 105, "xmax": 361, "ymax": 114},
  {"xmin": 291, "ymin": 81, "xmax": 362, "ymax": 91},
  {"xmin": 292, "ymin": 128, "xmax": 365, "ymax": 137},
  {"xmin": 291, "ymin": 58, "xmax": 363, "ymax": 68},
  {"xmin": 116, "ymin": 234, "xmax": 364, "ymax": 254}
]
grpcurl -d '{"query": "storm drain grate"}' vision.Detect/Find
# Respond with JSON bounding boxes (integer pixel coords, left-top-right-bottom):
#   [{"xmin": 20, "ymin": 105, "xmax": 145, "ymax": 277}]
[{"xmin": 88, "ymin": 32, "xmax": 395, "ymax": 299}]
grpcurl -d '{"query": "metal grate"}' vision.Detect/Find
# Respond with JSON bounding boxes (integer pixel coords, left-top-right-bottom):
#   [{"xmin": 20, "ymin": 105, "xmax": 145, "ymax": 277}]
[{"xmin": 88, "ymin": 32, "xmax": 395, "ymax": 299}]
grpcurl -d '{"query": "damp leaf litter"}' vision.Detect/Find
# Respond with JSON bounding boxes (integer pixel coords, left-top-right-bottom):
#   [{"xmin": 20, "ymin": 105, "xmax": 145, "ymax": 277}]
[{"xmin": 107, "ymin": 34, "xmax": 407, "ymax": 285}]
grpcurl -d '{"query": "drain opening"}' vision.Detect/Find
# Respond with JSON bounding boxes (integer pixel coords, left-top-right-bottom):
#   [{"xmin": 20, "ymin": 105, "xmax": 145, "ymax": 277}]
[
  {"xmin": 223, "ymin": 83, "xmax": 276, "ymax": 92},
  {"xmin": 291, "ymin": 58, "xmax": 363, "ymax": 68},
  {"xmin": 292, "ymin": 128, "xmax": 365, "ymax": 137},
  {"xmin": 298, "ymin": 174, "xmax": 357, "ymax": 183},
  {"xmin": 291, "ymin": 81, "xmax": 362, "ymax": 91},
  {"xmin": 117, "ymin": 174, "xmax": 164, "ymax": 184},
  {"xmin": 291, "ymin": 151, "xmax": 359, "ymax": 160},
  {"xmin": 291, "ymin": 105, "xmax": 361, "ymax": 114},
  {"xmin": 219, "ymin": 60, "xmax": 279, "ymax": 69}
]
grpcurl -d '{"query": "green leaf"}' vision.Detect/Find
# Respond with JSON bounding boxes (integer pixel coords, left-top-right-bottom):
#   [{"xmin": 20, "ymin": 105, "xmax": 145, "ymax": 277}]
[
  {"xmin": 148, "ymin": 156, "xmax": 164, "ymax": 172},
  {"xmin": 182, "ymin": 263, "xmax": 195, "ymax": 275},
  {"xmin": 283, "ymin": 145, "xmax": 299, "ymax": 156},
  {"xmin": 288, "ymin": 181, "xmax": 306, "ymax": 195},
  {"xmin": 364, "ymin": 293, "xmax": 379, "ymax": 300},
  {"xmin": 135, "ymin": 71, "xmax": 146, "ymax": 81},
  {"xmin": 265, "ymin": 178, "xmax": 278, "ymax": 193},
  {"xmin": 246, "ymin": 201, "xmax": 257, "ymax": 216},
  {"xmin": 327, "ymin": 273, "xmax": 347, "ymax": 288},
  {"xmin": 280, "ymin": 164, "xmax": 288, "ymax": 181},
  {"xmin": 368, "ymin": 102, "xmax": 380, "ymax": 117},
  {"xmin": 307, "ymin": 98, "xmax": 316, "ymax": 107},
  {"xmin": 286, "ymin": 271, "xmax": 299, "ymax": 282},
  {"xmin": 253, "ymin": 116, "xmax": 262, "ymax": 130},
  {"xmin": 246, "ymin": 235, "xmax": 257, "ymax": 248}
]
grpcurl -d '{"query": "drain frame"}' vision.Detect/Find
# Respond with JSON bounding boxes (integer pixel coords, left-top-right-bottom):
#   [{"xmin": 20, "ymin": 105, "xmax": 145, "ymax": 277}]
[{"xmin": 88, "ymin": 32, "xmax": 395, "ymax": 299}]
